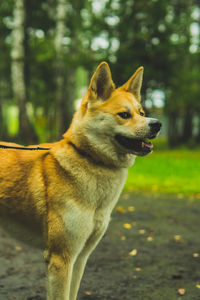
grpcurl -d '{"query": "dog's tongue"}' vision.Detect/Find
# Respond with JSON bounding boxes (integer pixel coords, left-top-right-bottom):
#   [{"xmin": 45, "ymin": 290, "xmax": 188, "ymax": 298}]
[{"xmin": 143, "ymin": 141, "xmax": 153, "ymax": 149}]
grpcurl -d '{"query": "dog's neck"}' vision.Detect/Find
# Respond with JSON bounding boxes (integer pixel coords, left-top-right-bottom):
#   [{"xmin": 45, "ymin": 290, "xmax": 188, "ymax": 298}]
[
  {"xmin": 67, "ymin": 141, "xmax": 94, "ymax": 162},
  {"xmin": 63, "ymin": 126, "xmax": 136, "ymax": 169}
]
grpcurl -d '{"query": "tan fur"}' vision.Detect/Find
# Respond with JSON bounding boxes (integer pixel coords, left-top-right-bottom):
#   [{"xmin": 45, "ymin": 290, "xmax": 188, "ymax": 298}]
[{"xmin": 0, "ymin": 62, "xmax": 161, "ymax": 299}]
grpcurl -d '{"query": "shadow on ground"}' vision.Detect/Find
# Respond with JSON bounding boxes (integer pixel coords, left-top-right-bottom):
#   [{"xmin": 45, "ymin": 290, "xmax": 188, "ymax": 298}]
[{"xmin": 1, "ymin": 192, "xmax": 200, "ymax": 300}]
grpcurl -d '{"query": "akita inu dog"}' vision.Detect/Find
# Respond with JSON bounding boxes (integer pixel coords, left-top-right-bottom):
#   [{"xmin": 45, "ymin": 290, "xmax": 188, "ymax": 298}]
[{"xmin": 0, "ymin": 62, "xmax": 161, "ymax": 300}]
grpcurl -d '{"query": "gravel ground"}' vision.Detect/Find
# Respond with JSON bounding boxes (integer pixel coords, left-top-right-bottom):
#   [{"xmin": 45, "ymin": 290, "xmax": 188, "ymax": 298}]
[{"xmin": 1, "ymin": 192, "xmax": 200, "ymax": 300}]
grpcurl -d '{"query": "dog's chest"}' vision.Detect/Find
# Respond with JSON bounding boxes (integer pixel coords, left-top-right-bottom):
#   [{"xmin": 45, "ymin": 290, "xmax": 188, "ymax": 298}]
[
  {"xmin": 62, "ymin": 166, "xmax": 128, "ymax": 246},
  {"xmin": 78, "ymin": 165, "xmax": 127, "ymax": 210}
]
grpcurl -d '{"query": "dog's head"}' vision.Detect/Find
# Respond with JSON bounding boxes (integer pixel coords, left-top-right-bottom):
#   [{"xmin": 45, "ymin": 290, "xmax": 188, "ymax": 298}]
[{"xmin": 69, "ymin": 62, "xmax": 161, "ymax": 166}]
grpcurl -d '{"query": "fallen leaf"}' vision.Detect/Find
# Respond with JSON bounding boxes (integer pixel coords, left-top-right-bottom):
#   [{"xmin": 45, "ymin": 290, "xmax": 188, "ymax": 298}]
[
  {"xmin": 15, "ymin": 246, "xmax": 22, "ymax": 251},
  {"xmin": 135, "ymin": 267, "xmax": 141, "ymax": 272},
  {"xmin": 128, "ymin": 206, "xmax": 135, "ymax": 212},
  {"xmin": 178, "ymin": 288, "xmax": 186, "ymax": 295},
  {"xmin": 123, "ymin": 223, "xmax": 132, "ymax": 229},
  {"xmin": 84, "ymin": 291, "xmax": 92, "ymax": 295},
  {"xmin": 193, "ymin": 253, "xmax": 199, "ymax": 258},
  {"xmin": 129, "ymin": 249, "xmax": 137, "ymax": 256},
  {"xmin": 147, "ymin": 236, "xmax": 153, "ymax": 242},
  {"xmin": 139, "ymin": 229, "xmax": 146, "ymax": 235},
  {"xmin": 196, "ymin": 284, "xmax": 200, "ymax": 289},
  {"xmin": 174, "ymin": 235, "xmax": 183, "ymax": 243},
  {"xmin": 116, "ymin": 206, "xmax": 126, "ymax": 213}
]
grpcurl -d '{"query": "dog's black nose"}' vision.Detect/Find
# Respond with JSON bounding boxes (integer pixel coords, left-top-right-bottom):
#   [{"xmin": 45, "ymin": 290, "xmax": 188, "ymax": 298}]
[{"xmin": 149, "ymin": 119, "xmax": 162, "ymax": 133}]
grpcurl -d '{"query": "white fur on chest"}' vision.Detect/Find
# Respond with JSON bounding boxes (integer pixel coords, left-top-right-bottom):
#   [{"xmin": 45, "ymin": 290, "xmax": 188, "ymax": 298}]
[
  {"xmin": 62, "ymin": 166, "xmax": 128, "ymax": 254},
  {"xmin": 70, "ymin": 161, "xmax": 128, "ymax": 210}
]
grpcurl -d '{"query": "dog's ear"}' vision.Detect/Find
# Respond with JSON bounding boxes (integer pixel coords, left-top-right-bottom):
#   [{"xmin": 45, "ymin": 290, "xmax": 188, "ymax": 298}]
[
  {"xmin": 121, "ymin": 67, "xmax": 144, "ymax": 101},
  {"xmin": 88, "ymin": 62, "xmax": 115, "ymax": 101}
]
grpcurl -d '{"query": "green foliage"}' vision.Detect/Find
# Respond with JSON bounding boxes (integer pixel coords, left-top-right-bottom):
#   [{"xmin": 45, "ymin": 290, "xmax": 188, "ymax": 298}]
[
  {"xmin": 111, "ymin": 0, "xmax": 174, "ymax": 88},
  {"xmin": 108, "ymin": 0, "xmax": 200, "ymax": 146},
  {"xmin": 0, "ymin": 0, "xmax": 199, "ymax": 144}
]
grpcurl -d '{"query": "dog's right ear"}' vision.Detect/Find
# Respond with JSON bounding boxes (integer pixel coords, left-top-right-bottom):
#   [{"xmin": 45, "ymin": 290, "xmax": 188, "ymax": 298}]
[{"xmin": 88, "ymin": 62, "xmax": 115, "ymax": 102}]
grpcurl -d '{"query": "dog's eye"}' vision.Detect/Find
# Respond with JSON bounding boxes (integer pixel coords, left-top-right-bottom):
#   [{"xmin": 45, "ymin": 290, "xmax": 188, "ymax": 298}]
[
  {"xmin": 139, "ymin": 111, "xmax": 145, "ymax": 116},
  {"xmin": 117, "ymin": 112, "xmax": 132, "ymax": 119}
]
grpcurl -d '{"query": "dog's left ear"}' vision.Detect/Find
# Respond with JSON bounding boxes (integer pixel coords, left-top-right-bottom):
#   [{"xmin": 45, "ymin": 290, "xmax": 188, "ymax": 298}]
[
  {"xmin": 88, "ymin": 62, "xmax": 115, "ymax": 101},
  {"xmin": 121, "ymin": 67, "xmax": 144, "ymax": 101}
]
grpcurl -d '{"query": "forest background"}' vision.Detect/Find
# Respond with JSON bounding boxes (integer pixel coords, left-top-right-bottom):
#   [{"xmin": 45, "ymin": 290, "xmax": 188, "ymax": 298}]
[{"xmin": 0, "ymin": 0, "xmax": 199, "ymax": 147}]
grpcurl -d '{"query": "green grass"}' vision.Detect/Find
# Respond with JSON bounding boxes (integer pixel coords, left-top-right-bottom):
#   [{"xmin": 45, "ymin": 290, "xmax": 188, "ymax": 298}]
[{"xmin": 125, "ymin": 148, "xmax": 200, "ymax": 196}]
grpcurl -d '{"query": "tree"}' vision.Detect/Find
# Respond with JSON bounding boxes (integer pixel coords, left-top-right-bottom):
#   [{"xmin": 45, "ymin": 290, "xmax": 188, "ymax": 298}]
[
  {"xmin": 54, "ymin": 0, "xmax": 68, "ymax": 138},
  {"xmin": 0, "ymin": 0, "xmax": 13, "ymax": 139},
  {"xmin": 1, "ymin": 0, "xmax": 199, "ymax": 146},
  {"xmin": 107, "ymin": 0, "xmax": 200, "ymax": 147},
  {"xmin": 165, "ymin": 0, "xmax": 200, "ymax": 146},
  {"xmin": 54, "ymin": 0, "xmax": 93, "ymax": 138},
  {"xmin": 11, "ymin": 0, "xmax": 38, "ymax": 143}
]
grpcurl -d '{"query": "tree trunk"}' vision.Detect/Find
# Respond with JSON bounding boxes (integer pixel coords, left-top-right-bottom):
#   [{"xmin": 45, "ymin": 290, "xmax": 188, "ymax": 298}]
[
  {"xmin": 181, "ymin": 110, "xmax": 193, "ymax": 144},
  {"xmin": 11, "ymin": 0, "xmax": 38, "ymax": 144},
  {"xmin": 55, "ymin": 0, "xmax": 76, "ymax": 139},
  {"xmin": 55, "ymin": 0, "xmax": 68, "ymax": 139},
  {"xmin": 168, "ymin": 113, "xmax": 179, "ymax": 147},
  {"xmin": 0, "ymin": 79, "xmax": 8, "ymax": 140},
  {"xmin": 0, "ymin": 101, "xmax": 7, "ymax": 140}
]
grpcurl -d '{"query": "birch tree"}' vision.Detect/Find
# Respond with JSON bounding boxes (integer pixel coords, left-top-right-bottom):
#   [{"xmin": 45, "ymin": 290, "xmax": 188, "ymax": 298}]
[
  {"xmin": 55, "ymin": 0, "xmax": 67, "ymax": 138},
  {"xmin": 11, "ymin": 0, "xmax": 37, "ymax": 143}
]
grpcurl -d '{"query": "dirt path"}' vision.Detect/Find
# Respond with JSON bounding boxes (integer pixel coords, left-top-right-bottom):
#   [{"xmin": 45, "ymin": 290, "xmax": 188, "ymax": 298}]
[{"xmin": 1, "ymin": 193, "xmax": 200, "ymax": 300}]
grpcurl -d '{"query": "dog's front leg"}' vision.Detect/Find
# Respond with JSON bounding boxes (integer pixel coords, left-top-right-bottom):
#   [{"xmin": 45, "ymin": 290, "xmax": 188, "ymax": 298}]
[
  {"xmin": 70, "ymin": 225, "xmax": 108, "ymax": 300},
  {"xmin": 46, "ymin": 251, "xmax": 74, "ymax": 300}
]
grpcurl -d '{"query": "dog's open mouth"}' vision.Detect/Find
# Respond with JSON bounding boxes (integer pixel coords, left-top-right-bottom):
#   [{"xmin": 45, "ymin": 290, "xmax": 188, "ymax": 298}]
[{"xmin": 115, "ymin": 134, "xmax": 153, "ymax": 156}]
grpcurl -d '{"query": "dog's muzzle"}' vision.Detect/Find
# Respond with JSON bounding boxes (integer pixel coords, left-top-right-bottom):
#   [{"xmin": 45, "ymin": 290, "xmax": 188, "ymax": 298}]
[{"xmin": 115, "ymin": 119, "xmax": 162, "ymax": 156}]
